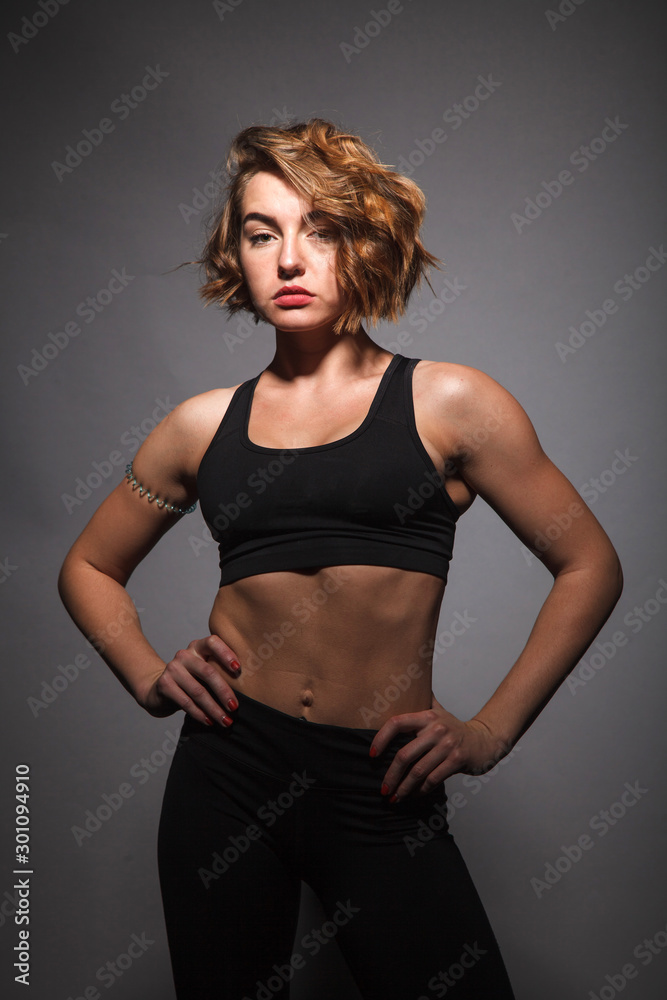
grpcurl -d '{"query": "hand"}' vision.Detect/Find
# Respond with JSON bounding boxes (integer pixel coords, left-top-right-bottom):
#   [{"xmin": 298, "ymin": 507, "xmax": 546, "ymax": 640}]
[
  {"xmin": 369, "ymin": 693, "xmax": 511, "ymax": 803},
  {"xmin": 140, "ymin": 635, "xmax": 242, "ymax": 727}
]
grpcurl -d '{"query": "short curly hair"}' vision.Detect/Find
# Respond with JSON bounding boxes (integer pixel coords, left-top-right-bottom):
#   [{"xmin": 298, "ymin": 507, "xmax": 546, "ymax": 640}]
[{"xmin": 196, "ymin": 118, "xmax": 442, "ymax": 335}]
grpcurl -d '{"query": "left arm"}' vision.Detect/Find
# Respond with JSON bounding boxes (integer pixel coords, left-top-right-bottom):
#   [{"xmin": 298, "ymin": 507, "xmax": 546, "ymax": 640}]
[{"xmin": 372, "ymin": 366, "xmax": 623, "ymax": 801}]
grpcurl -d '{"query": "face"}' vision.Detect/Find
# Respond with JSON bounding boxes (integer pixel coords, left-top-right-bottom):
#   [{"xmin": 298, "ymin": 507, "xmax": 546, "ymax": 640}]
[{"xmin": 238, "ymin": 170, "xmax": 348, "ymax": 335}]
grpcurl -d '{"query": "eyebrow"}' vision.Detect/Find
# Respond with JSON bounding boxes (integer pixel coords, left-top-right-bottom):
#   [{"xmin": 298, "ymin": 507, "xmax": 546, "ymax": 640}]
[
  {"xmin": 241, "ymin": 210, "xmax": 328, "ymax": 228},
  {"xmin": 242, "ymin": 212, "xmax": 278, "ymax": 227}
]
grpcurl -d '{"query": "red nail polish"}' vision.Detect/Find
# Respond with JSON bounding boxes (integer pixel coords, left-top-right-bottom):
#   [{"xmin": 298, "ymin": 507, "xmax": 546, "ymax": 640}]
[
  {"xmin": 203, "ymin": 716, "xmax": 213, "ymax": 726},
  {"xmin": 230, "ymin": 659, "xmax": 241, "ymax": 671},
  {"xmin": 389, "ymin": 794, "xmax": 398, "ymax": 804},
  {"xmin": 369, "ymin": 745, "xmax": 377, "ymax": 758},
  {"xmin": 228, "ymin": 699, "xmax": 238, "ymax": 711},
  {"xmin": 381, "ymin": 783, "xmax": 389, "ymax": 796},
  {"xmin": 222, "ymin": 716, "xmax": 233, "ymax": 727}
]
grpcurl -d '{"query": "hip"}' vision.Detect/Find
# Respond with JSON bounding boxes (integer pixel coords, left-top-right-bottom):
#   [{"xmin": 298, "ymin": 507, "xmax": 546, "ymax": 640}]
[{"xmin": 173, "ymin": 688, "xmax": 450, "ymax": 841}]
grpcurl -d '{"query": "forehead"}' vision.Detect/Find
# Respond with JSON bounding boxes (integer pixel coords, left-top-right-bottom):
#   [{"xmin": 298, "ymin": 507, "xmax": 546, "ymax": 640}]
[{"xmin": 241, "ymin": 170, "xmax": 311, "ymax": 216}]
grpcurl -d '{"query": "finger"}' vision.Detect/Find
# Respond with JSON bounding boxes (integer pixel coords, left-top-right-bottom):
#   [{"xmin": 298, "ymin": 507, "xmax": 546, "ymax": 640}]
[
  {"xmin": 158, "ymin": 674, "xmax": 223, "ymax": 727},
  {"xmin": 191, "ymin": 635, "xmax": 242, "ymax": 675},
  {"xmin": 393, "ymin": 746, "xmax": 456, "ymax": 802},
  {"xmin": 379, "ymin": 733, "xmax": 439, "ymax": 796},
  {"xmin": 369, "ymin": 710, "xmax": 434, "ymax": 758},
  {"xmin": 415, "ymin": 759, "xmax": 460, "ymax": 794},
  {"xmin": 173, "ymin": 648, "xmax": 240, "ymax": 714},
  {"xmin": 160, "ymin": 664, "xmax": 236, "ymax": 727},
  {"xmin": 392, "ymin": 746, "xmax": 463, "ymax": 801}
]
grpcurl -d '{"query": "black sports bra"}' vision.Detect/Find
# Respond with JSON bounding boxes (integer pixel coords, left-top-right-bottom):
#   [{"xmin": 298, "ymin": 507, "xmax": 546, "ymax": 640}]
[{"xmin": 196, "ymin": 354, "xmax": 460, "ymax": 587}]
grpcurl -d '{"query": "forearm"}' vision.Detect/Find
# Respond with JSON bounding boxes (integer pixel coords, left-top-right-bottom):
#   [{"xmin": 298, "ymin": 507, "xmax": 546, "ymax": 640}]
[
  {"xmin": 58, "ymin": 555, "xmax": 169, "ymax": 712},
  {"xmin": 470, "ymin": 554, "xmax": 623, "ymax": 750}
]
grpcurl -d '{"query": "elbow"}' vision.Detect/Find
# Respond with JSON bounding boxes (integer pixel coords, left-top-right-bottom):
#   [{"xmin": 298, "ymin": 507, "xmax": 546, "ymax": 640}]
[
  {"xmin": 612, "ymin": 552, "xmax": 624, "ymax": 604},
  {"xmin": 561, "ymin": 544, "xmax": 623, "ymax": 615},
  {"xmin": 57, "ymin": 547, "xmax": 87, "ymax": 610},
  {"xmin": 57, "ymin": 551, "xmax": 75, "ymax": 608},
  {"xmin": 599, "ymin": 545, "xmax": 623, "ymax": 614}
]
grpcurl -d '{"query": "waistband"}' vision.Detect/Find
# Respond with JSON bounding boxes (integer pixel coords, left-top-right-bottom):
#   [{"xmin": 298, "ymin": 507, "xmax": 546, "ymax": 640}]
[{"xmin": 178, "ymin": 688, "xmax": 420, "ymax": 789}]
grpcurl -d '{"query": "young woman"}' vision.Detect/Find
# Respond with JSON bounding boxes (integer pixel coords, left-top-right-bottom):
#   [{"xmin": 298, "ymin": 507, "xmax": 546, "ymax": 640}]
[{"xmin": 59, "ymin": 119, "xmax": 622, "ymax": 999}]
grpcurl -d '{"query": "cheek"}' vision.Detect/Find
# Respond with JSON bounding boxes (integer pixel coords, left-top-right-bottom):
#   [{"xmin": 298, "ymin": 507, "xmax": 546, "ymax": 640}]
[
  {"xmin": 239, "ymin": 256, "xmax": 262, "ymax": 296},
  {"xmin": 322, "ymin": 251, "xmax": 343, "ymax": 293},
  {"xmin": 332, "ymin": 268, "xmax": 347, "ymax": 305}
]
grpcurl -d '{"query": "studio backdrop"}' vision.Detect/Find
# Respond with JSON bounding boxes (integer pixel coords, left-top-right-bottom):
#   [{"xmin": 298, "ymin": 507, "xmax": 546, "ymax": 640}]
[{"xmin": 1, "ymin": 1, "xmax": 665, "ymax": 997}]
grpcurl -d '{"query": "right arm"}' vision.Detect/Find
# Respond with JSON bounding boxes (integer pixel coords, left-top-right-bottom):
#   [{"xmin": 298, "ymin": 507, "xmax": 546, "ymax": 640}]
[{"xmin": 57, "ymin": 395, "xmax": 242, "ymax": 727}]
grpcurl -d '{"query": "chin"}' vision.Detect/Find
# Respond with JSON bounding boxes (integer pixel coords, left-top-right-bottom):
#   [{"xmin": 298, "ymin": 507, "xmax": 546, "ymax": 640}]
[
  {"xmin": 276, "ymin": 321, "xmax": 339, "ymax": 336},
  {"xmin": 271, "ymin": 310, "xmax": 343, "ymax": 334}
]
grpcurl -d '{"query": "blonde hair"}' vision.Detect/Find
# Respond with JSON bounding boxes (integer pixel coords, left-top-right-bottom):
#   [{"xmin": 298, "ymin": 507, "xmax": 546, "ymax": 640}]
[{"xmin": 196, "ymin": 118, "xmax": 441, "ymax": 335}]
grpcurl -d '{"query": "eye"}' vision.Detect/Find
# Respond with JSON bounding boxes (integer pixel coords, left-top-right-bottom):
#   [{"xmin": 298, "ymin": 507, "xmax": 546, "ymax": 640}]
[{"xmin": 247, "ymin": 231, "xmax": 274, "ymax": 245}]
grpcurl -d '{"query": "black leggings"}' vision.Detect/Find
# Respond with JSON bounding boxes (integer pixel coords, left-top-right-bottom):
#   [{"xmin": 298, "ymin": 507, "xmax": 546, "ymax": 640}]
[{"xmin": 157, "ymin": 689, "xmax": 516, "ymax": 999}]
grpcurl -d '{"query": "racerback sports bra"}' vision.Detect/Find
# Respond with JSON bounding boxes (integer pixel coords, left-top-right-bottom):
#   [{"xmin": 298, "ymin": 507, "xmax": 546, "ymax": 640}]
[{"xmin": 196, "ymin": 353, "xmax": 460, "ymax": 587}]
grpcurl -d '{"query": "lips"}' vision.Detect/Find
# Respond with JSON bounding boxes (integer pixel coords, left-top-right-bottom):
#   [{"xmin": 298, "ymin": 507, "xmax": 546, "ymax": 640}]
[{"xmin": 273, "ymin": 285, "xmax": 314, "ymax": 299}]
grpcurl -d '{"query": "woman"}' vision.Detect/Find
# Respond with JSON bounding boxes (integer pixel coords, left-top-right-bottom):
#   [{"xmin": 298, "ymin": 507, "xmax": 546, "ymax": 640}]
[{"xmin": 59, "ymin": 119, "xmax": 622, "ymax": 998}]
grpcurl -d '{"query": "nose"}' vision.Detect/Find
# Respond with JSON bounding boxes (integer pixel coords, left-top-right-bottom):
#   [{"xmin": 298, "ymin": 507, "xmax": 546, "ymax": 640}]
[{"xmin": 277, "ymin": 232, "xmax": 305, "ymax": 279}]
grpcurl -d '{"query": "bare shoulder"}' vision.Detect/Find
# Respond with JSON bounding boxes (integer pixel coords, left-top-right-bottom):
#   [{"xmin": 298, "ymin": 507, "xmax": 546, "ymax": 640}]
[
  {"xmin": 413, "ymin": 358, "xmax": 542, "ymax": 461},
  {"xmin": 130, "ymin": 382, "xmax": 245, "ymax": 498},
  {"xmin": 161, "ymin": 384, "xmax": 243, "ymax": 451},
  {"xmin": 415, "ymin": 358, "xmax": 519, "ymax": 410}
]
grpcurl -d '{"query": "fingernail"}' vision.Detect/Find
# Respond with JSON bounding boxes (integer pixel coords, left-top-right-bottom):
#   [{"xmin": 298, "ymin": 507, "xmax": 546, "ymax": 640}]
[
  {"xmin": 369, "ymin": 745, "xmax": 377, "ymax": 758},
  {"xmin": 230, "ymin": 659, "xmax": 241, "ymax": 671},
  {"xmin": 203, "ymin": 716, "xmax": 213, "ymax": 726},
  {"xmin": 222, "ymin": 716, "xmax": 233, "ymax": 727},
  {"xmin": 389, "ymin": 794, "xmax": 398, "ymax": 804},
  {"xmin": 228, "ymin": 699, "xmax": 238, "ymax": 711},
  {"xmin": 381, "ymin": 783, "xmax": 389, "ymax": 796}
]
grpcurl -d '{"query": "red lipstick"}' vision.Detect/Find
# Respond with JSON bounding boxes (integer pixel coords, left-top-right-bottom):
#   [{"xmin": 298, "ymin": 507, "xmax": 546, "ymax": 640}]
[{"xmin": 273, "ymin": 285, "xmax": 315, "ymax": 306}]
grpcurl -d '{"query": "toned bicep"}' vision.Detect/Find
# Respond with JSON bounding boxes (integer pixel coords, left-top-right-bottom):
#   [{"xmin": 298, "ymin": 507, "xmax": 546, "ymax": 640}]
[
  {"xmin": 62, "ymin": 475, "xmax": 188, "ymax": 585},
  {"xmin": 454, "ymin": 378, "xmax": 617, "ymax": 576},
  {"xmin": 60, "ymin": 387, "xmax": 234, "ymax": 585}
]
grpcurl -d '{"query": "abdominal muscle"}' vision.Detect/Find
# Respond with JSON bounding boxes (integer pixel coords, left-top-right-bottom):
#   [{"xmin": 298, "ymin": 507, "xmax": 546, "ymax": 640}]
[{"xmin": 208, "ymin": 563, "xmax": 445, "ymax": 729}]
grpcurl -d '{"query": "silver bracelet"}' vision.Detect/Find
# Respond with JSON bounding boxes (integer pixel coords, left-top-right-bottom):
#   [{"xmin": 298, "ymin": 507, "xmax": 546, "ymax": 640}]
[{"xmin": 124, "ymin": 462, "xmax": 197, "ymax": 515}]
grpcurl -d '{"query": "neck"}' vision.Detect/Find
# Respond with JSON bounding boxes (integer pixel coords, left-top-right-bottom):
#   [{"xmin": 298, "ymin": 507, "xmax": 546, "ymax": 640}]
[{"xmin": 265, "ymin": 326, "xmax": 393, "ymax": 383}]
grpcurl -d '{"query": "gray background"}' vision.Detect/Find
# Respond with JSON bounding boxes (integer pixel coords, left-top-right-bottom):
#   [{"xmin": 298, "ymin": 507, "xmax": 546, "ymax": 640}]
[{"xmin": 2, "ymin": 0, "xmax": 666, "ymax": 996}]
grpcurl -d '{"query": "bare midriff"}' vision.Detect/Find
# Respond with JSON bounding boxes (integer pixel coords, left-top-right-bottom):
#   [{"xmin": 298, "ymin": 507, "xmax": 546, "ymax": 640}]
[
  {"xmin": 208, "ymin": 564, "xmax": 445, "ymax": 729},
  {"xmin": 200, "ymin": 358, "xmax": 476, "ymax": 729}
]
